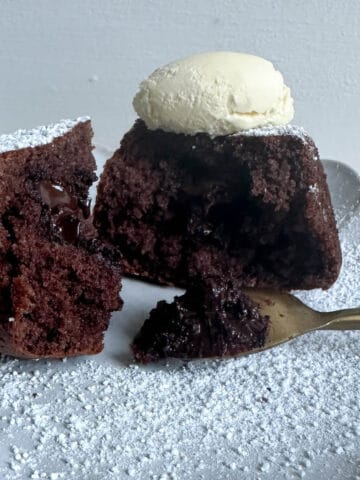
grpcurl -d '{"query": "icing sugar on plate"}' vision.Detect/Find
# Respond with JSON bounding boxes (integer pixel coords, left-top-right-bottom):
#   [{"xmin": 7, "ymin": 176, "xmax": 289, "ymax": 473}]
[{"xmin": 0, "ymin": 157, "xmax": 358, "ymax": 480}]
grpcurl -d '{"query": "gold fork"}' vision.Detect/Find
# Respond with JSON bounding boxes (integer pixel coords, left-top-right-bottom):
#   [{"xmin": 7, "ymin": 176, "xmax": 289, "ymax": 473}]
[{"xmin": 242, "ymin": 289, "xmax": 360, "ymax": 355}]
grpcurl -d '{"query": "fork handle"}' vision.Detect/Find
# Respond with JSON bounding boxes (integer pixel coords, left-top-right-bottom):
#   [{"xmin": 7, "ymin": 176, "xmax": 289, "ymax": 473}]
[{"xmin": 319, "ymin": 308, "xmax": 360, "ymax": 330}]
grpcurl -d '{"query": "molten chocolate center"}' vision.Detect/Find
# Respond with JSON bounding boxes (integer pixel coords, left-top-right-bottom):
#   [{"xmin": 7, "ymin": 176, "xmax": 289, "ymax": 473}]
[{"xmin": 40, "ymin": 182, "xmax": 90, "ymax": 244}]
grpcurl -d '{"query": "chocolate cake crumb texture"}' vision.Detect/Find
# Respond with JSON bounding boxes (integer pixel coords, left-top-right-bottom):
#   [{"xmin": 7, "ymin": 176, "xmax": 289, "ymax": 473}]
[
  {"xmin": 94, "ymin": 120, "xmax": 341, "ymax": 291},
  {"xmin": 0, "ymin": 215, "xmax": 358, "ymax": 479},
  {"xmin": 132, "ymin": 282, "xmax": 270, "ymax": 363},
  {"xmin": 0, "ymin": 118, "xmax": 122, "ymax": 358}
]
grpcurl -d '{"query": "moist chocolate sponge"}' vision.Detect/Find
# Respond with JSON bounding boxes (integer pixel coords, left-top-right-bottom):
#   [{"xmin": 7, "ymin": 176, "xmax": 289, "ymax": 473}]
[
  {"xmin": 0, "ymin": 119, "xmax": 122, "ymax": 358},
  {"xmin": 132, "ymin": 280, "xmax": 270, "ymax": 363},
  {"xmin": 95, "ymin": 120, "xmax": 341, "ymax": 290}
]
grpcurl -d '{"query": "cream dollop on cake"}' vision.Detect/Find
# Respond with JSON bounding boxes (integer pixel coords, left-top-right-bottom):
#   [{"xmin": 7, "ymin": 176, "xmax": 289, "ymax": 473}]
[{"xmin": 133, "ymin": 51, "xmax": 294, "ymax": 136}]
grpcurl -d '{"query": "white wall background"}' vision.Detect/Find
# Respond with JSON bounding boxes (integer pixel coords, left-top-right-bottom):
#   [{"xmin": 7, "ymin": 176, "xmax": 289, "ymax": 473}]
[{"xmin": 0, "ymin": 0, "xmax": 359, "ymax": 172}]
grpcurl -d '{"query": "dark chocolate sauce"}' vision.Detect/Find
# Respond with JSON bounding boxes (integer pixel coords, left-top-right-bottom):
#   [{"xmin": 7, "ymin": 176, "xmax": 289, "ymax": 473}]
[
  {"xmin": 40, "ymin": 182, "xmax": 90, "ymax": 244},
  {"xmin": 0, "ymin": 288, "xmax": 13, "ymax": 324}
]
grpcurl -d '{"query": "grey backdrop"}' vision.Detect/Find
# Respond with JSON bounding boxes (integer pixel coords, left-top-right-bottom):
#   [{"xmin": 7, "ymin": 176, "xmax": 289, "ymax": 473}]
[{"xmin": 1, "ymin": 0, "xmax": 359, "ymax": 171}]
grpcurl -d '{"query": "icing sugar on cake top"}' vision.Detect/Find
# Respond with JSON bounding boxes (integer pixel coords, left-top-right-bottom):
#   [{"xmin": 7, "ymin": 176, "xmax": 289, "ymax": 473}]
[
  {"xmin": 231, "ymin": 124, "xmax": 316, "ymax": 156},
  {"xmin": 232, "ymin": 123, "xmax": 307, "ymax": 139},
  {"xmin": 0, "ymin": 117, "xmax": 89, "ymax": 154}
]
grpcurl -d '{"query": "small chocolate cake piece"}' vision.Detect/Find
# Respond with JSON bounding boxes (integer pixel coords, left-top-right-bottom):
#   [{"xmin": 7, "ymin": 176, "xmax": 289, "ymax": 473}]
[
  {"xmin": 132, "ymin": 281, "xmax": 269, "ymax": 363},
  {"xmin": 95, "ymin": 120, "xmax": 341, "ymax": 290},
  {"xmin": 0, "ymin": 118, "xmax": 122, "ymax": 358}
]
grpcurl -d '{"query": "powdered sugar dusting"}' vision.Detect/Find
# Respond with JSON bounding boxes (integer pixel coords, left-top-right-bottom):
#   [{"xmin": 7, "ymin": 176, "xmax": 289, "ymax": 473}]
[
  {"xmin": 0, "ymin": 117, "xmax": 90, "ymax": 154},
  {"xmin": 231, "ymin": 124, "xmax": 308, "ymax": 141},
  {"xmin": 0, "ymin": 205, "xmax": 358, "ymax": 479},
  {"xmin": 309, "ymin": 184, "xmax": 319, "ymax": 194}
]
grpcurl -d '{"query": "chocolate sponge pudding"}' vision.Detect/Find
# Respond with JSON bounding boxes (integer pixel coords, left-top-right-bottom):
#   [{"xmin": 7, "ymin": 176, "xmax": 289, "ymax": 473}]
[
  {"xmin": 0, "ymin": 117, "xmax": 122, "ymax": 358},
  {"xmin": 94, "ymin": 52, "xmax": 341, "ymax": 361},
  {"xmin": 95, "ymin": 120, "xmax": 341, "ymax": 291}
]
